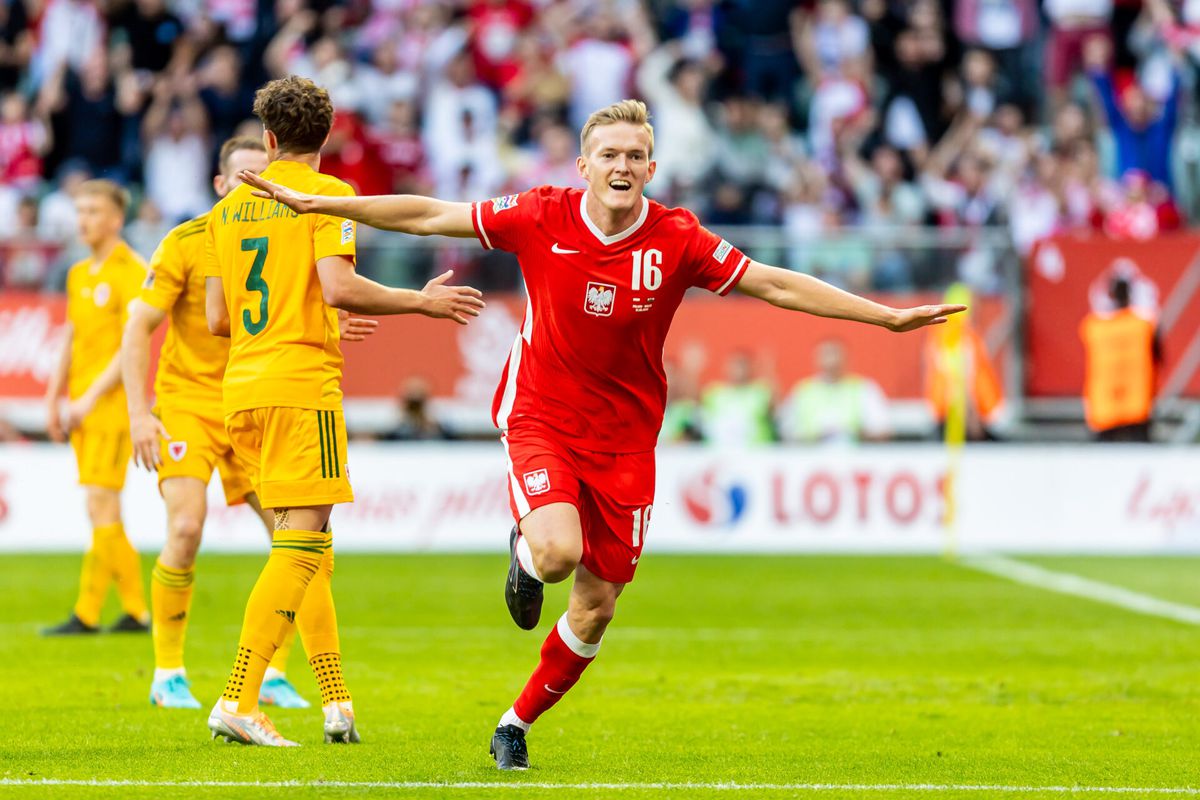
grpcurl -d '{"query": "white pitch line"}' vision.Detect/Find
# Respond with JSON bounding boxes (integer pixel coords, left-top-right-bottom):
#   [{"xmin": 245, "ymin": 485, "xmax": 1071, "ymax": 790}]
[
  {"xmin": 963, "ymin": 554, "xmax": 1200, "ymax": 626},
  {"xmin": 0, "ymin": 779, "xmax": 1198, "ymax": 794}
]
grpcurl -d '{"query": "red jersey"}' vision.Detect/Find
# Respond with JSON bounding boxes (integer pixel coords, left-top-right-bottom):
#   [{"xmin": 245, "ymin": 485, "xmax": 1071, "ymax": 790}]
[{"xmin": 472, "ymin": 186, "xmax": 750, "ymax": 453}]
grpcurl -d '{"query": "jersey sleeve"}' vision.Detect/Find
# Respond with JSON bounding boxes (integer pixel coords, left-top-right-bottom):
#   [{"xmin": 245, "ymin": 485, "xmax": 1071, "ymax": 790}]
[
  {"xmin": 683, "ymin": 215, "xmax": 750, "ymax": 296},
  {"xmin": 313, "ymin": 181, "xmax": 357, "ymax": 262},
  {"xmin": 470, "ymin": 188, "xmax": 541, "ymax": 253},
  {"xmin": 140, "ymin": 233, "xmax": 184, "ymax": 313}
]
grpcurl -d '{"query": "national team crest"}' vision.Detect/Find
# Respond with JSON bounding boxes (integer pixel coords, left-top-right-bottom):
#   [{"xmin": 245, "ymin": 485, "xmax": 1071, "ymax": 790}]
[
  {"xmin": 168, "ymin": 442, "xmax": 188, "ymax": 462},
  {"xmin": 492, "ymin": 194, "xmax": 519, "ymax": 214},
  {"xmin": 523, "ymin": 469, "xmax": 550, "ymax": 496},
  {"xmin": 584, "ymin": 282, "xmax": 616, "ymax": 317},
  {"xmin": 93, "ymin": 282, "xmax": 111, "ymax": 307}
]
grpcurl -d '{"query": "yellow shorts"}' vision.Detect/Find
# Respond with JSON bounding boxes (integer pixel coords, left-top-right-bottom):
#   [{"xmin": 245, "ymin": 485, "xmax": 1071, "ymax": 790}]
[
  {"xmin": 156, "ymin": 406, "xmax": 253, "ymax": 506},
  {"xmin": 225, "ymin": 407, "xmax": 353, "ymax": 509},
  {"xmin": 70, "ymin": 426, "xmax": 130, "ymax": 491}
]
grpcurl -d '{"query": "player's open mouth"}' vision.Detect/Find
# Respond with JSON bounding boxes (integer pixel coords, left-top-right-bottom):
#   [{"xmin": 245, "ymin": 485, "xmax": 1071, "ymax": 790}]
[{"xmin": 609, "ymin": 180, "xmax": 632, "ymax": 191}]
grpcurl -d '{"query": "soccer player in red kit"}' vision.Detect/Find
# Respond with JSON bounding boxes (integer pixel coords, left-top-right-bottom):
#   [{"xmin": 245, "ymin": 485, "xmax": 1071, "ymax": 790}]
[{"xmin": 239, "ymin": 99, "xmax": 964, "ymax": 770}]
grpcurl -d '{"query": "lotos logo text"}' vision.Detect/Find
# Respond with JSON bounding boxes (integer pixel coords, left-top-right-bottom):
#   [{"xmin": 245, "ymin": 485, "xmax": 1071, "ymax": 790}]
[
  {"xmin": 682, "ymin": 468, "xmax": 748, "ymax": 527},
  {"xmin": 584, "ymin": 282, "xmax": 616, "ymax": 317}
]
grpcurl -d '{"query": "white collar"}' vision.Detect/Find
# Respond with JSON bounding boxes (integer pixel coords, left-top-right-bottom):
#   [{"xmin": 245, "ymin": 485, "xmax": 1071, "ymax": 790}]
[{"xmin": 580, "ymin": 190, "xmax": 648, "ymax": 246}]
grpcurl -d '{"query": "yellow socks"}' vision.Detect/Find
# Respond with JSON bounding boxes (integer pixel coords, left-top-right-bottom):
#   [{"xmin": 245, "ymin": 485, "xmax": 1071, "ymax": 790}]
[
  {"xmin": 297, "ymin": 546, "xmax": 351, "ymax": 706},
  {"xmin": 311, "ymin": 652, "xmax": 351, "ymax": 706},
  {"xmin": 220, "ymin": 529, "xmax": 327, "ymax": 714},
  {"xmin": 74, "ymin": 523, "xmax": 146, "ymax": 625},
  {"xmin": 101, "ymin": 523, "xmax": 148, "ymax": 620},
  {"xmin": 151, "ymin": 560, "xmax": 194, "ymax": 669},
  {"xmin": 297, "ymin": 548, "xmax": 339, "ymax": 656},
  {"xmin": 73, "ymin": 545, "xmax": 111, "ymax": 627}
]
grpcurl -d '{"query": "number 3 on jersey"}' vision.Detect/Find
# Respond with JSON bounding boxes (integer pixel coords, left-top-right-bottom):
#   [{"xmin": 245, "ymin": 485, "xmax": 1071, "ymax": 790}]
[{"xmin": 241, "ymin": 236, "xmax": 270, "ymax": 335}]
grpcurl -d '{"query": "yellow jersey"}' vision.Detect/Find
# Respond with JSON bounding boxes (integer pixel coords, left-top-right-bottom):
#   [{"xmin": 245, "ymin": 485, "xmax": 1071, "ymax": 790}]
[
  {"xmin": 140, "ymin": 213, "xmax": 227, "ymax": 416},
  {"xmin": 66, "ymin": 240, "xmax": 147, "ymax": 427},
  {"xmin": 204, "ymin": 159, "xmax": 356, "ymax": 414}
]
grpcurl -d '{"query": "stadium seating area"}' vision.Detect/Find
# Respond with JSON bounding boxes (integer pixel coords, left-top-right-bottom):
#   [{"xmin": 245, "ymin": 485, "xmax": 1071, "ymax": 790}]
[{"xmin": 0, "ymin": 0, "xmax": 1194, "ymax": 294}]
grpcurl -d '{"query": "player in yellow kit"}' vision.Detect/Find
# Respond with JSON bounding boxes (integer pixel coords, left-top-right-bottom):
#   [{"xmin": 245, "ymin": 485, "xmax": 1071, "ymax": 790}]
[
  {"xmin": 203, "ymin": 76, "xmax": 484, "ymax": 746},
  {"xmin": 43, "ymin": 180, "xmax": 150, "ymax": 635},
  {"xmin": 122, "ymin": 136, "xmax": 376, "ymax": 709}
]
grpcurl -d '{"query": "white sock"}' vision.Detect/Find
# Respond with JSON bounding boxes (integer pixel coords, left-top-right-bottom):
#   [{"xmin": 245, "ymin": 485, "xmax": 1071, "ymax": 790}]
[
  {"xmin": 263, "ymin": 666, "xmax": 286, "ymax": 682},
  {"xmin": 515, "ymin": 534, "xmax": 543, "ymax": 583},
  {"xmin": 499, "ymin": 706, "xmax": 531, "ymax": 732},
  {"xmin": 153, "ymin": 667, "xmax": 186, "ymax": 682}
]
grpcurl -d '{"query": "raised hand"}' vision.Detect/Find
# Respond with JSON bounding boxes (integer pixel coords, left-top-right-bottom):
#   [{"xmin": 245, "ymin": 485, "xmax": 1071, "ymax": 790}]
[
  {"xmin": 420, "ymin": 270, "xmax": 486, "ymax": 325},
  {"xmin": 238, "ymin": 171, "xmax": 318, "ymax": 214},
  {"xmin": 886, "ymin": 303, "xmax": 968, "ymax": 332},
  {"xmin": 130, "ymin": 411, "xmax": 171, "ymax": 471},
  {"xmin": 338, "ymin": 309, "xmax": 379, "ymax": 342}
]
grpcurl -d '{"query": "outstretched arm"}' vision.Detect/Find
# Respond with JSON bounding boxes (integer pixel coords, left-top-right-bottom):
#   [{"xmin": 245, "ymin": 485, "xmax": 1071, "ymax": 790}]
[
  {"xmin": 317, "ymin": 257, "xmax": 484, "ymax": 324},
  {"xmin": 239, "ymin": 171, "xmax": 476, "ymax": 238},
  {"xmin": 735, "ymin": 262, "xmax": 965, "ymax": 332}
]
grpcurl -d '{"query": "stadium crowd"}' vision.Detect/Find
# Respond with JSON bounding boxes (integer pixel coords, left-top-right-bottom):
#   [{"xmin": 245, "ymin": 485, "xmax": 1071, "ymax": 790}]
[{"xmin": 0, "ymin": 0, "xmax": 1196, "ymax": 295}]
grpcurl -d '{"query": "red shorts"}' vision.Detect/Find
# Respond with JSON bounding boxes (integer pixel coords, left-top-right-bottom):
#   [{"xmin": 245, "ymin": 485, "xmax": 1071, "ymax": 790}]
[{"xmin": 502, "ymin": 423, "xmax": 655, "ymax": 584}]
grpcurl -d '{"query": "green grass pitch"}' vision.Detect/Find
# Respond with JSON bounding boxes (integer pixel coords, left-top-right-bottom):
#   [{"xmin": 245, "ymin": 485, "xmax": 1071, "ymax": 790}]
[{"xmin": 2, "ymin": 553, "xmax": 1200, "ymax": 799}]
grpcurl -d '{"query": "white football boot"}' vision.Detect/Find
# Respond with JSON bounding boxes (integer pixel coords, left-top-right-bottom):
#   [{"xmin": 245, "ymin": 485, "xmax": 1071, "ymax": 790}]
[
  {"xmin": 208, "ymin": 700, "xmax": 299, "ymax": 746},
  {"xmin": 323, "ymin": 701, "xmax": 360, "ymax": 743}
]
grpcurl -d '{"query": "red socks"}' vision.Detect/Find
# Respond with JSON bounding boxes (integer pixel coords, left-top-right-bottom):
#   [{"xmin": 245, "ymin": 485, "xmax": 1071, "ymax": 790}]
[{"xmin": 511, "ymin": 613, "xmax": 600, "ymax": 726}]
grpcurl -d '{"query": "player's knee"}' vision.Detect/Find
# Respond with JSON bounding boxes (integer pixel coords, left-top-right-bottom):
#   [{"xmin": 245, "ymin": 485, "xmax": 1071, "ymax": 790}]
[
  {"xmin": 532, "ymin": 538, "xmax": 581, "ymax": 583},
  {"xmin": 85, "ymin": 490, "xmax": 120, "ymax": 527},
  {"xmin": 166, "ymin": 515, "xmax": 204, "ymax": 560}
]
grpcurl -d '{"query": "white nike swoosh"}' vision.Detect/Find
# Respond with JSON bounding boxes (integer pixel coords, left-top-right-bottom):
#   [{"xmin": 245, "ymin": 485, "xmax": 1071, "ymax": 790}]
[
  {"xmin": 551, "ymin": 243, "xmax": 580, "ymax": 254},
  {"xmin": 544, "ymin": 684, "xmax": 566, "ymax": 694}
]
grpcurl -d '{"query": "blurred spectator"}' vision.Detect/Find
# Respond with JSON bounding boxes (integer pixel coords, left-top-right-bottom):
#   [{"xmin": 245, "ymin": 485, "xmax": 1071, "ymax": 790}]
[
  {"xmin": 1101, "ymin": 168, "xmax": 1181, "ymax": 239},
  {"xmin": 660, "ymin": 356, "xmax": 704, "ymax": 443},
  {"xmin": 423, "ymin": 51, "xmax": 502, "ymax": 199},
  {"xmin": 38, "ymin": 162, "xmax": 89, "ymax": 244},
  {"xmin": 141, "ymin": 78, "xmax": 211, "ymax": 223},
  {"xmin": 637, "ymin": 45, "xmax": 717, "ymax": 200},
  {"xmin": 0, "ymin": 91, "xmax": 50, "ymax": 190},
  {"xmin": 796, "ymin": 0, "xmax": 871, "ymax": 80},
  {"xmin": 779, "ymin": 338, "xmax": 890, "ymax": 443},
  {"xmin": 373, "ymin": 99, "xmax": 432, "ymax": 195},
  {"xmin": 924, "ymin": 284, "xmax": 1005, "ymax": 440},
  {"xmin": 0, "ymin": 0, "xmax": 31, "ymax": 93},
  {"xmin": 111, "ymin": 0, "xmax": 186, "ymax": 76},
  {"xmin": 125, "ymin": 197, "xmax": 166, "ymax": 259},
  {"xmin": 1044, "ymin": 0, "xmax": 1112, "ymax": 110},
  {"xmin": 37, "ymin": 53, "xmax": 140, "ymax": 180},
  {"xmin": 381, "ymin": 378, "xmax": 453, "ymax": 441},
  {"xmin": 1084, "ymin": 36, "xmax": 1179, "ymax": 193},
  {"xmin": 322, "ymin": 110, "xmax": 392, "ymax": 197},
  {"xmin": 32, "ymin": 0, "xmax": 105, "ymax": 86},
  {"xmin": 355, "ymin": 43, "xmax": 419, "ymax": 127},
  {"xmin": 557, "ymin": 8, "xmax": 648, "ymax": 131},
  {"xmin": 520, "ymin": 123, "xmax": 584, "ymax": 190},
  {"xmin": 467, "ymin": 0, "xmax": 535, "ymax": 91},
  {"xmin": 1, "ymin": 196, "xmax": 58, "ymax": 287},
  {"xmin": 953, "ymin": 0, "xmax": 1039, "ymax": 105},
  {"xmin": 1080, "ymin": 275, "xmax": 1159, "ymax": 442},
  {"xmin": 500, "ymin": 33, "xmax": 571, "ymax": 132},
  {"xmin": 701, "ymin": 350, "xmax": 775, "ymax": 446},
  {"xmin": 197, "ymin": 45, "xmax": 255, "ymax": 152},
  {"xmin": 723, "ymin": 0, "xmax": 802, "ymax": 101}
]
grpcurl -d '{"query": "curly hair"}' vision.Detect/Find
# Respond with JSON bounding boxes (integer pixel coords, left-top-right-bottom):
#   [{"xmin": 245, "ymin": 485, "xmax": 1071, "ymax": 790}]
[{"xmin": 252, "ymin": 76, "xmax": 334, "ymax": 155}]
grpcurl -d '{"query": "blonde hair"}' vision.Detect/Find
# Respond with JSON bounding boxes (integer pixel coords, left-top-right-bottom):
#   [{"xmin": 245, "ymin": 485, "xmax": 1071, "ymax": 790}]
[
  {"xmin": 77, "ymin": 179, "xmax": 130, "ymax": 216},
  {"xmin": 580, "ymin": 99, "xmax": 655, "ymax": 157}
]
